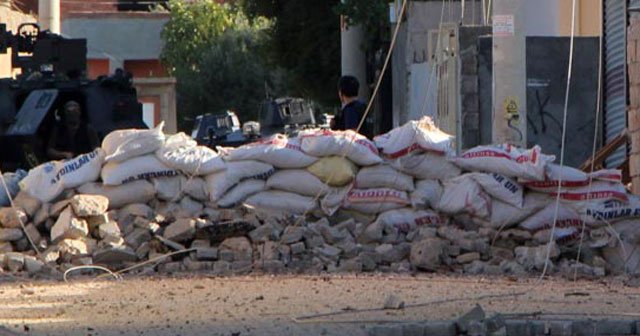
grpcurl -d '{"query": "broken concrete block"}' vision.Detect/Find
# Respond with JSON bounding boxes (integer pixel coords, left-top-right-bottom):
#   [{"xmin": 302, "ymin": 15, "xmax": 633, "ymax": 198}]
[
  {"xmin": 163, "ymin": 218, "xmax": 196, "ymax": 242},
  {"xmin": 0, "ymin": 207, "xmax": 28, "ymax": 228},
  {"xmin": 13, "ymin": 191, "xmax": 41, "ymax": 217},
  {"xmin": 248, "ymin": 224, "xmax": 275, "ymax": 243},
  {"xmin": 410, "ymin": 238, "xmax": 446, "ymax": 271},
  {"xmin": 499, "ymin": 260, "xmax": 527, "ymax": 276},
  {"xmin": 256, "ymin": 241, "xmax": 279, "ymax": 261},
  {"xmin": 93, "ymin": 245, "xmax": 137, "ymax": 264},
  {"xmin": 24, "ymin": 223, "xmax": 43, "ymax": 245},
  {"xmin": 317, "ymin": 244, "xmax": 341, "ymax": 260},
  {"xmin": 49, "ymin": 200, "xmax": 70, "ymax": 218},
  {"xmin": 33, "ymin": 204, "xmax": 51, "ymax": 227},
  {"xmin": 379, "ymin": 243, "xmax": 411, "ymax": 264},
  {"xmin": 383, "ymin": 294, "xmax": 405, "ymax": 309},
  {"xmin": 337, "ymin": 258, "xmax": 363, "ymax": 272},
  {"xmin": 4, "ymin": 252, "xmax": 25, "ymax": 272},
  {"xmin": 218, "ymin": 249, "xmax": 235, "ymax": 262},
  {"xmin": 220, "ymin": 237, "xmax": 252, "ymax": 261},
  {"xmin": 41, "ymin": 247, "xmax": 60, "ymax": 264},
  {"xmin": 70, "ymin": 195, "xmax": 109, "ymax": 217},
  {"xmin": 0, "ymin": 228, "xmax": 23, "ymax": 242},
  {"xmin": 290, "ymin": 242, "xmax": 306, "ymax": 255},
  {"xmin": 0, "ymin": 242, "xmax": 12, "ymax": 253},
  {"xmin": 456, "ymin": 252, "xmax": 481, "ymax": 264},
  {"xmin": 119, "ymin": 203, "xmax": 154, "ymax": 220},
  {"xmin": 158, "ymin": 261, "xmax": 183, "ymax": 273},
  {"xmin": 319, "ymin": 224, "xmax": 350, "ymax": 244},
  {"xmin": 24, "ymin": 256, "xmax": 44, "ymax": 274},
  {"xmin": 257, "ymin": 259, "xmax": 285, "ymax": 273},
  {"xmin": 184, "ymin": 260, "xmax": 214, "ymax": 272},
  {"xmin": 196, "ymin": 247, "xmax": 218, "ymax": 261},
  {"xmin": 280, "ymin": 226, "xmax": 304, "ymax": 244},
  {"xmin": 457, "ymin": 304, "xmax": 486, "ymax": 333},
  {"xmin": 213, "ymin": 260, "xmax": 231, "ymax": 275},
  {"xmin": 136, "ymin": 242, "xmax": 150, "ymax": 260},
  {"xmin": 125, "ymin": 228, "xmax": 151, "ymax": 250},
  {"xmin": 50, "ymin": 207, "xmax": 89, "ymax": 243},
  {"xmin": 515, "ymin": 243, "xmax": 559, "ymax": 271},
  {"xmin": 358, "ymin": 221, "xmax": 383, "ymax": 244},
  {"xmin": 58, "ymin": 238, "xmax": 91, "ymax": 257},
  {"xmin": 98, "ymin": 221, "xmax": 122, "ymax": 242}
]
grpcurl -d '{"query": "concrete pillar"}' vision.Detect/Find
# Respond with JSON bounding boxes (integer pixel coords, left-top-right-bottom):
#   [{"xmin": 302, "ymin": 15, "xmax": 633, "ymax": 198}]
[
  {"xmin": 492, "ymin": 0, "xmax": 527, "ymax": 147},
  {"xmin": 38, "ymin": 0, "xmax": 60, "ymax": 34},
  {"xmin": 628, "ymin": 13, "xmax": 640, "ymax": 195},
  {"xmin": 341, "ymin": 22, "xmax": 369, "ymax": 101}
]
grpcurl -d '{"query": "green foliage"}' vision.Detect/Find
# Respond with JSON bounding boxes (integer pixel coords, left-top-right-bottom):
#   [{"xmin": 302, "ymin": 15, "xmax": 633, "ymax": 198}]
[
  {"xmin": 161, "ymin": 0, "xmax": 284, "ymax": 131},
  {"xmin": 334, "ymin": 0, "xmax": 388, "ymax": 35}
]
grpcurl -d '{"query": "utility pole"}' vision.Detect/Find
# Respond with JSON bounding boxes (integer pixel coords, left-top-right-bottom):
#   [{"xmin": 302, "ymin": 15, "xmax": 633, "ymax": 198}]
[{"xmin": 492, "ymin": 0, "xmax": 527, "ymax": 147}]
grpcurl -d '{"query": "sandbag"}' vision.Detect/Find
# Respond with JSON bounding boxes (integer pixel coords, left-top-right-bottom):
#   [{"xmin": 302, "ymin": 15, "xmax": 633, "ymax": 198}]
[
  {"xmin": 390, "ymin": 152, "xmax": 461, "ymax": 181},
  {"xmin": 307, "ymin": 156, "xmax": 358, "ymax": 187},
  {"xmin": 101, "ymin": 154, "xmax": 179, "ymax": 186},
  {"xmin": 472, "ymin": 173, "xmax": 523, "ymax": 208},
  {"xmin": 489, "ymin": 193, "xmax": 550, "ymax": 229},
  {"xmin": 20, "ymin": 149, "xmax": 105, "ymax": 203},
  {"xmin": 549, "ymin": 181, "xmax": 629, "ymax": 203},
  {"xmin": 452, "ymin": 144, "xmax": 554, "ymax": 181},
  {"xmin": 205, "ymin": 161, "xmax": 275, "ymax": 202},
  {"xmin": 437, "ymin": 175, "xmax": 491, "ymax": 219},
  {"xmin": 77, "ymin": 180, "xmax": 155, "ymax": 209},
  {"xmin": 578, "ymin": 195, "xmax": 640, "ymax": 225},
  {"xmin": 342, "ymin": 188, "xmax": 410, "ymax": 214},
  {"xmin": 374, "ymin": 116, "xmax": 454, "ymax": 157},
  {"xmin": 156, "ymin": 133, "xmax": 225, "ymax": 176},
  {"xmin": 522, "ymin": 164, "xmax": 622, "ymax": 192},
  {"xmin": 410, "ymin": 180, "xmax": 443, "ymax": 210},
  {"xmin": 183, "ymin": 177, "xmax": 209, "ymax": 202},
  {"xmin": 244, "ymin": 191, "xmax": 317, "ymax": 215},
  {"xmin": 102, "ymin": 122, "xmax": 165, "ymax": 163},
  {"xmin": 217, "ymin": 179, "xmax": 266, "ymax": 208},
  {"xmin": 266, "ymin": 170, "xmax": 330, "ymax": 197},
  {"xmin": 152, "ymin": 175, "xmax": 187, "ymax": 201},
  {"xmin": 0, "ymin": 170, "xmax": 27, "ymax": 206},
  {"xmin": 299, "ymin": 129, "xmax": 382, "ymax": 166},
  {"xmin": 520, "ymin": 202, "xmax": 584, "ymax": 233},
  {"xmin": 375, "ymin": 208, "xmax": 447, "ymax": 234},
  {"xmin": 355, "ymin": 164, "xmax": 414, "ymax": 192},
  {"xmin": 222, "ymin": 134, "xmax": 317, "ymax": 168}
]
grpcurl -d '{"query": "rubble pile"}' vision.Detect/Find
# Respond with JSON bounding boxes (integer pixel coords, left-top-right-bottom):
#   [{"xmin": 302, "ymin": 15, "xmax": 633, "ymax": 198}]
[{"xmin": 0, "ymin": 117, "xmax": 639, "ymax": 278}]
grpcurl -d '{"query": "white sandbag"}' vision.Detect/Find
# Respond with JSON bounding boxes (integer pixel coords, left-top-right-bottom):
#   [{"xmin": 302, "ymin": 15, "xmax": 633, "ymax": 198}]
[
  {"xmin": 223, "ymin": 134, "xmax": 317, "ymax": 168},
  {"xmin": 452, "ymin": 144, "xmax": 554, "ymax": 181},
  {"xmin": 101, "ymin": 154, "xmax": 179, "ymax": 186},
  {"xmin": 602, "ymin": 220, "xmax": 640, "ymax": 275},
  {"xmin": 390, "ymin": 152, "xmax": 461, "ymax": 181},
  {"xmin": 472, "ymin": 173, "xmax": 523, "ymax": 208},
  {"xmin": 374, "ymin": 116, "xmax": 454, "ymax": 157},
  {"xmin": 355, "ymin": 164, "xmax": 414, "ymax": 192},
  {"xmin": 549, "ymin": 181, "xmax": 629, "ymax": 203},
  {"xmin": 522, "ymin": 164, "xmax": 622, "ymax": 192},
  {"xmin": 77, "ymin": 180, "xmax": 155, "ymax": 209},
  {"xmin": 376, "ymin": 208, "xmax": 447, "ymax": 234},
  {"xmin": 244, "ymin": 191, "xmax": 317, "ymax": 215},
  {"xmin": 266, "ymin": 170, "xmax": 330, "ymax": 197},
  {"xmin": 342, "ymin": 188, "xmax": 410, "ymax": 214},
  {"xmin": 152, "ymin": 175, "xmax": 187, "ymax": 201},
  {"xmin": 489, "ymin": 193, "xmax": 550, "ymax": 229},
  {"xmin": 156, "ymin": 133, "xmax": 225, "ymax": 175},
  {"xmin": 410, "ymin": 180, "xmax": 443, "ymax": 210},
  {"xmin": 577, "ymin": 195, "xmax": 640, "ymax": 225},
  {"xmin": 217, "ymin": 179, "xmax": 266, "ymax": 208},
  {"xmin": 183, "ymin": 177, "xmax": 209, "ymax": 202},
  {"xmin": 102, "ymin": 122, "xmax": 165, "ymax": 163},
  {"xmin": 437, "ymin": 175, "xmax": 491, "ymax": 219},
  {"xmin": 520, "ymin": 202, "xmax": 584, "ymax": 232},
  {"xmin": 307, "ymin": 156, "xmax": 358, "ymax": 187},
  {"xmin": 20, "ymin": 149, "xmax": 105, "ymax": 203},
  {"xmin": 205, "ymin": 161, "xmax": 275, "ymax": 202},
  {"xmin": 299, "ymin": 129, "xmax": 382, "ymax": 166},
  {"xmin": 0, "ymin": 170, "xmax": 27, "ymax": 206}
]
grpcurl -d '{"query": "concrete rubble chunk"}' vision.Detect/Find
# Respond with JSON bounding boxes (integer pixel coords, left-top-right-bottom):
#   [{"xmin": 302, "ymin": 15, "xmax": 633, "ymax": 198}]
[
  {"xmin": 49, "ymin": 200, "xmax": 70, "ymax": 218},
  {"xmin": 13, "ymin": 191, "xmax": 41, "ymax": 217},
  {"xmin": 163, "ymin": 219, "xmax": 196, "ymax": 242},
  {"xmin": 119, "ymin": 203, "xmax": 154, "ymax": 220},
  {"xmin": 383, "ymin": 294, "xmax": 405, "ymax": 309},
  {"xmin": 34, "ymin": 204, "xmax": 51, "ymax": 227},
  {"xmin": 24, "ymin": 223, "xmax": 43, "ymax": 245},
  {"xmin": 24, "ymin": 256, "xmax": 44, "ymax": 274},
  {"xmin": 50, "ymin": 207, "xmax": 89, "ymax": 243},
  {"xmin": 125, "ymin": 228, "xmax": 152, "ymax": 249},
  {"xmin": 93, "ymin": 245, "xmax": 138, "ymax": 264},
  {"xmin": 380, "ymin": 243, "xmax": 411, "ymax": 264},
  {"xmin": 136, "ymin": 242, "xmax": 150, "ymax": 260},
  {"xmin": 248, "ymin": 224, "xmax": 274, "ymax": 243},
  {"xmin": 99, "ymin": 222, "xmax": 122, "ymax": 242},
  {"xmin": 319, "ymin": 224, "xmax": 350, "ymax": 244},
  {"xmin": 0, "ymin": 207, "xmax": 28, "ymax": 228},
  {"xmin": 515, "ymin": 243, "xmax": 559, "ymax": 271},
  {"xmin": 5, "ymin": 252, "xmax": 25, "ymax": 272},
  {"xmin": 219, "ymin": 237, "xmax": 252, "ymax": 261},
  {"xmin": 280, "ymin": 226, "xmax": 304, "ymax": 244},
  {"xmin": 358, "ymin": 221, "xmax": 383, "ymax": 244},
  {"xmin": 410, "ymin": 238, "xmax": 446, "ymax": 271},
  {"xmin": 70, "ymin": 195, "xmax": 109, "ymax": 217},
  {"xmin": 456, "ymin": 252, "xmax": 481, "ymax": 264},
  {"xmin": 0, "ymin": 242, "xmax": 13, "ymax": 253},
  {"xmin": 0, "ymin": 228, "xmax": 23, "ymax": 242},
  {"xmin": 317, "ymin": 244, "xmax": 341, "ymax": 260},
  {"xmin": 290, "ymin": 242, "xmax": 306, "ymax": 255},
  {"xmin": 456, "ymin": 304, "xmax": 486, "ymax": 333},
  {"xmin": 58, "ymin": 238, "xmax": 91, "ymax": 257},
  {"xmin": 196, "ymin": 247, "xmax": 218, "ymax": 261}
]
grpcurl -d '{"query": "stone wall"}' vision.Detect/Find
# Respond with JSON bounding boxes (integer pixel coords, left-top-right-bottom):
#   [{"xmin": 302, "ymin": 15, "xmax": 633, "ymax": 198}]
[{"xmin": 628, "ymin": 13, "xmax": 640, "ymax": 195}]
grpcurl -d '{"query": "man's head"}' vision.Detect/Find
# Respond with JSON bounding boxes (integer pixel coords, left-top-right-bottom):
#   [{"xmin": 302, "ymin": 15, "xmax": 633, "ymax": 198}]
[
  {"xmin": 338, "ymin": 75, "xmax": 360, "ymax": 103},
  {"xmin": 62, "ymin": 101, "xmax": 82, "ymax": 132}
]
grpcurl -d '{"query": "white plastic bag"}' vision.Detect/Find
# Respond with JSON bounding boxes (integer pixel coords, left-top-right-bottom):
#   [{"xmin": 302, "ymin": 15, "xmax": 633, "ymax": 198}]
[
  {"xmin": 152, "ymin": 175, "xmax": 187, "ymax": 201},
  {"xmin": 223, "ymin": 134, "xmax": 318, "ymax": 168},
  {"xmin": 77, "ymin": 180, "xmax": 155, "ymax": 209},
  {"xmin": 489, "ymin": 192, "xmax": 550, "ymax": 229},
  {"xmin": 374, "ymin": 116, "xmax": 454, "ymax": 157},
  {"xmin": 101, "ymin": 154, "xmax": 179, "ymax": 185},
  {"xmin": 342, "ymin": 188, "xmax": 410, "ymax": 214},
  {"xmin": 266, "ymin": 170, "xmax": 331, "ymax": 197},
  {"xmin": 156, "ymin": 133, "xmax": 226, "ymax": 176},
  {"xmin": 244, "ymin": 191, "xmax": 318, "ymax": 215},
  {"xmin": 410, "ymin": 180, "xmax": 443, "ymax": 210},
  {"xmin": 20, "ymin": 149, "xmax": 106, "ymax": 203},
  {"xmin": 299, "ymin": 129, "xmax": 382, "ymax": 166},
  {"xmin": 102, "ymin": 122, "xmax": 165, "ymax": 163},
  {"xmin": 375, "ymin": 208, "xmax": 447, "ymax": 234},
  {"xmin": 522, "ymin": 164, "xmax": 622, "ymax": 192},
  {"xmin": 472, "ymin": 173, "xmax": 523, "ymax": 208},
  {"xmin": 390, "ymin": 152, "xmax": 461, "ymax": 181},
  {"xmin": 355, "ymin": 164, "xmax": 414, "ymax": 192},
  {"xmin": 205, "ymin": 161, "xmax": 274, "ymax": 202},
  {"xmin": 437, "ymin": 175, "xmax": 491, "ymax": 219},
  {"xmin": 217, "ymin": 179, "xmax": 266, "ymax": 208},
  {"xmin": 452, "ymin": 144, "xmax": 554, "ymax": 181}
]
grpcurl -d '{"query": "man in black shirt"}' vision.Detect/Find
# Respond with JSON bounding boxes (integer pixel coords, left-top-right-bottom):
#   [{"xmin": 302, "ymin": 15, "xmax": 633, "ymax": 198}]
[
  {"xmin": 332, "ymin": 75, "xmax": 372, "ymax": 139},
  {"xmin": 46, "ymin": 101, "xmax": 100, "ymax": 160}
]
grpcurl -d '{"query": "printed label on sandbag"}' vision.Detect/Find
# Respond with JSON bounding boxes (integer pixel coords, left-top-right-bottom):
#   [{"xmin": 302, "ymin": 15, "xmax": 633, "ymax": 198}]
[
  {"xmin": 452, "ymin": 145, "xmax": 554, "ymax": 181},
  {"xmin": 205, "ymin": 161, "xmax": 275, "ymax": 202},
  {"xmin": 343, "ymin": 188, "xmax": 410, "ymax": 214},
  {"xmin": 579, "ymin": 196, "xmax": 640, "ymax": 224},
  {"xmin": 224, "ymin": 134, "xmax": 318, "ymax": 168},
  {"xmin": 299, "ymin": 129, "xmax": 381, "ymax": 166},
  {"xmin": 374, "ymin": 116, "xmax": 454, "ymax": 158},
  {"xmin": 217, "ymin": 179, "xmax": 265, "ymax": 208},
  {"xmin": 472, "ymin": 173, "xmax": 523, "ymax": 208},
  {"xmin": 101, "ymin": 154, "xmax": 179, "ymax": 185}
]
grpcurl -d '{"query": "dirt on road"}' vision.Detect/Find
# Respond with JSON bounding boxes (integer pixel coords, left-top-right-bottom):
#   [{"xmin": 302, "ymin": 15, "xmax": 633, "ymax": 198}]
[{"xmin": 0, "ymin": 273, "xmax": 638, "ymax": 336}]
